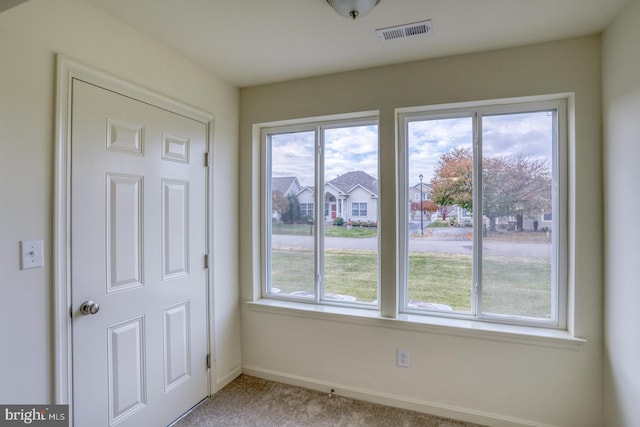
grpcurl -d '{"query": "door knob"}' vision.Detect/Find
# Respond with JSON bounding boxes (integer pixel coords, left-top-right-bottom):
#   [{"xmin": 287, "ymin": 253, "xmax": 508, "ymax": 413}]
[{"xmin": 79, "ymin": 300, "xmax": 100, "ymax": 315}]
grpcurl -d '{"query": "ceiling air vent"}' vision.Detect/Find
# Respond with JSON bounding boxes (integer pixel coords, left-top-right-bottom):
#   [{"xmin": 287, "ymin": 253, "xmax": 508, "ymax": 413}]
[{"xmin": 376, "ymin": 20, "xmax": 432, "ymax": 42}]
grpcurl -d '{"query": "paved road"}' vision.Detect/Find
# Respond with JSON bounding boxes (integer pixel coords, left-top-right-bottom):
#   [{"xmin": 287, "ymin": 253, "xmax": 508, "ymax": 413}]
[{"xmin": 271, "ymin": 229, "xmax": 551, "ymax": 258}]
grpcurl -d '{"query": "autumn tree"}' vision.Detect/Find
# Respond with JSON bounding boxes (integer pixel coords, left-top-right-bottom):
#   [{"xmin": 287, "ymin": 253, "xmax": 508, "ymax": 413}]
[
  {"xmin": 438, "ymin": 205, "xmax": 456, "ymax": 222},
  {"xmin": 410, "ymin": 200, "xmax": 438, "ymax": 220},
  {"xmin": 429, "ymin": 147, "xmax": 551, "ymax": 231},
  {"xmin": 430, "ymin": 147, "xmax": 473, "ymax": 212}
]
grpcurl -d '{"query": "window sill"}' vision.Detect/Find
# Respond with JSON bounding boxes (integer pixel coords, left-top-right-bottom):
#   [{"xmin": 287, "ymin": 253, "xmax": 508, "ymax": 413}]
[{"xmin": 246, "ymin": 299, "xmax": 585, "ymax": 350}]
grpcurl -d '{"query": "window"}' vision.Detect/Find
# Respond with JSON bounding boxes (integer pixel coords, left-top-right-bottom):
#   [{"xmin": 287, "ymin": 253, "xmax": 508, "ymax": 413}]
[
  {"xmin": 259, "ymin": 97, "xmax": 567, "ymax": 331},
  {"xmin": 399, "ymin": 98, "xmax": 566, "ymax": 328},
  {"xmin": 263, "ymin": 116, "xmax": 379, "ymax": 306},
  {"xmin": 352, "ymin": 202, "xmax": 367, "ymax": 217},
  {"xmin": 300, "ymin": 203, "xmax": 314, "ymax": 218}
]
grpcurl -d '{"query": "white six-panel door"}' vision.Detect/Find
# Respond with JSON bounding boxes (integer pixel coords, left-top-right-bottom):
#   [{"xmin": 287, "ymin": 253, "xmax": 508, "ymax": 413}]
[{"xmin": 71, "ymin": 79, "xmax": 208, "ymax": 427}]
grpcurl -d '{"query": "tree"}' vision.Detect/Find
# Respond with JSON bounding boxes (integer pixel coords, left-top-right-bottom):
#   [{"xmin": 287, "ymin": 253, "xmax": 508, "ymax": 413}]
[
  {"xmin": 272, "ymin": 190, "xmax": 289, "ymax": 218},
  {"xmin": 410, "ymin": 200, "xmax": 438, "ymax": 220},
  {"xmin": 430, "ymin": 147, "xmax": 551, "ymax": 231},
  {"xmin": 430, "ymin": 147, "xmax": 473, "ymax": 211},
  {"xmin": 438, "ymin": 205, "xmax": 456, "ymax": 221},
  {"xmin": 280, "ymin": 193, "xmax": 301, "ymax": 224},
  {"xmin": 482, "ymin": 153, "xmax": 551, "ymax": 231}
]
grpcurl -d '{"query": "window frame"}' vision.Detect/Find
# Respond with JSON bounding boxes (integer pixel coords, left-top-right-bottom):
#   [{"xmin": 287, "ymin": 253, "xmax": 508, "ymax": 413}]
[
  {"xmin": 351, "ymin": 202, "xmax": 368, "ymax": 217},
  {"xmin": 261, "ymin": 114, "xmax": 381, "ymax": 308},
  {"xmin": 397, "ymin": 97, "xmax": 568, "ymax": 329},
  {"xmin": 256, "ymin": 96, "xmax": 569, "ymax": 333},
  {"xmin": 300, "ymin": 202, "xmax": 314, "ymax": 218}
]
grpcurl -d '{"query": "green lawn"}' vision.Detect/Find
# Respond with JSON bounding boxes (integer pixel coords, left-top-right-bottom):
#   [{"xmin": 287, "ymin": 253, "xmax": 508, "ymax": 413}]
[
  {"xmin": 272, "ymin": 222, "xmax": 378, "ymax": 238},
  {"xmin": 271, "ymin": 249, "xmax": 551, "ymax": 318},
  {"xmin": 325, "ymin": 250, "xmax": 378, "ymax": 303},
  {"xmin": 407, "ymin": 252, "xmax": 473, "ymax": 311},
  {"xmin": 482, "ymin": 256, "xmax": 552, "ymax": 318}
]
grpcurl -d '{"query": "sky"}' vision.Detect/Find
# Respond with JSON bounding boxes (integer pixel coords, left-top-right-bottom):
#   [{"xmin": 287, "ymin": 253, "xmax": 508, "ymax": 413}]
[
  {"xmin": 270, "ymin": 110, "xmax": 554, "ymax": 189},
  {"xmin": 270, "ymin": 125, "xmax": 379, "ymax": 188},
  {"xmin": 409, "ymin": 111, "xmax": 553, "ymax": 187}
]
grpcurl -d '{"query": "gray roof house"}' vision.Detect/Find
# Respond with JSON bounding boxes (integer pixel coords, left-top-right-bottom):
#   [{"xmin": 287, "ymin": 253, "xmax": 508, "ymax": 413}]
[
  {"xmin": 271, "ymin": 176, "xmax": 302, "ymax": 197},
  {"xmin": 294, "ymin": 171, "xmax": 379, "ymax": 223}
]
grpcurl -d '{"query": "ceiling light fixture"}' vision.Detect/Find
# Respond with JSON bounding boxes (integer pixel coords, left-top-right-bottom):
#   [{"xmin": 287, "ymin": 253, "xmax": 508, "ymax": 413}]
[{"xmin": 326, "ymin": 0, "xmax": 380, "ymax": 20}]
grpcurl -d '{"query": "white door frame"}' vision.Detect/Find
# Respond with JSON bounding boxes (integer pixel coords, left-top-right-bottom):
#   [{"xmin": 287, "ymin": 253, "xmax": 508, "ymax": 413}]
[{"xmin": 53, "ymin": 55, "xmax": 216, "ymax": 414}]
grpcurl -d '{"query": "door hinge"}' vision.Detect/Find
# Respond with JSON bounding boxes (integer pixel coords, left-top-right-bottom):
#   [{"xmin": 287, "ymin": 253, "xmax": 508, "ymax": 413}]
[
  {"xmin": 204, "ymin": 254, "xmax": 209, "ymax": 269},
  {"xmin": 204, "ymin": 152, "xmax": 209, "ymax": 167},
  {"xmin": 206, "ymin": 354, "xmax": 211, "ymax": 369}
]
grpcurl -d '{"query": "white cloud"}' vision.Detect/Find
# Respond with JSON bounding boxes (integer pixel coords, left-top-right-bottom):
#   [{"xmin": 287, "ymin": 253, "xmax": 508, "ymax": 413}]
[
  {"xmin": 269, "ymin": 111, "xmax": 553, "ymax": 190},
  {"xmin": 325, "ymin": 125, "xmax": 378, "ymax": 180},
  {"xmin": 408, "ymin": 117, "xmax": 473, "ymax": 185},
  {"xmin": 407, "ymin": 111, "xmax": 553, "ymax": 186},
  {"xmin": 271, "ymin": 131, "xmax": 315, "ymax": 185},
  {"xmin": 270, "ymin": 125, "xmax": 379, "ymax": 187}
]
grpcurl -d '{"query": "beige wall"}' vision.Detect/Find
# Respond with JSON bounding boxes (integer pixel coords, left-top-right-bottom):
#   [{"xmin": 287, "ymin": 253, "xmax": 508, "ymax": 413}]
[
  {"xmin": 0, "ymin": 0, "xmax": 241, "ymax": 403},
  {"xmin": 240, "ymin": 36, "xmax": 603, "ymax": 426},
  {"xmin": 603, "ymin": 0, "xmax": 640, "ymax": 425}
]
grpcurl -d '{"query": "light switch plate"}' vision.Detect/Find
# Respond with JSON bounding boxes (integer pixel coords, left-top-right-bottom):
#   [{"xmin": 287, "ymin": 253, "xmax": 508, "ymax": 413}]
[{"xmin": 20, "ymin": 239, "xmax": 44, "ymax": 270}]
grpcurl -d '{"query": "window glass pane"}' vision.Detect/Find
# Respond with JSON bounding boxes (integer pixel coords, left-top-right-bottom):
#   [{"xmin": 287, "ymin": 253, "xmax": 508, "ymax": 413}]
[
  {"xmin": 407, "ymin": 117, "xmax": 474, "ymax": 313},
  {"xmin": 323, "ymin": 125, "xmax": 379, "ymax": 305},
  {"xmin": 268, "ymin": 131, "xmax": 315, "ymax": 299},
  {"xmin": 481, "ymin": 111, "xmax": 554, "ymax": 320}
]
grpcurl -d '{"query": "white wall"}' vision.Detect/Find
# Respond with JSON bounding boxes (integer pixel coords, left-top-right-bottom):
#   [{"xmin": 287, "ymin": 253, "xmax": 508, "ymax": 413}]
[
  {"xmin": 240, "ymin": 37, "xmax": 604, "ymax": 426},
  {"xmin": 0, "ymin": 0, "xmax": 241, "ymax": 403},
  {"xmin": 603, "ymin": 0, "xmax": 640, "ymax": 425}
]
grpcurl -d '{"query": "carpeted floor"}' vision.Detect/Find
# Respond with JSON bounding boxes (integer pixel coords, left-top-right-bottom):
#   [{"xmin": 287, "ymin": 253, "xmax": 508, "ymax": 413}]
[{"xmin": 173, "ymin": 375, "xmax": 485, "ymax": 427}]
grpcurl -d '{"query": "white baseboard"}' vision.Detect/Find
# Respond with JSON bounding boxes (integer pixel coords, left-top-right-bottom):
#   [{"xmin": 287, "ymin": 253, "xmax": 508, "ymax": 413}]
[
  {"xmin": 241, "ymin": 365, "xmax": 551, "ymax": 427},
  {"xmin": 212, "ymin": 365, "xmax": 242, "ymax": 394}
]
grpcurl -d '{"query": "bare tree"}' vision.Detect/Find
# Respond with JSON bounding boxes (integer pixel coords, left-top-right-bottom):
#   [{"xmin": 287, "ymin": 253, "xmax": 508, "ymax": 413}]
[{"xmin": 272, "ymin": 190, "xmax": 289, "ymax": 219}]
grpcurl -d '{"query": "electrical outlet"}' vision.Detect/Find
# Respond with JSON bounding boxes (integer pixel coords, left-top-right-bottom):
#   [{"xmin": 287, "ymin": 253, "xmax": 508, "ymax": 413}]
[{"xmin": 397, "ymin": 348, "xmax": 410, "ymax": 368}]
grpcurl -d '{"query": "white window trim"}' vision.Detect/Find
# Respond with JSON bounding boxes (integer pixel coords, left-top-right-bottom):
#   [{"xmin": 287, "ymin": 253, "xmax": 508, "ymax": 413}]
[
  {"xmin": 251, "ymin": 95, "xmax": 576, "ymax": 344},
  {"xmin": 260, "ymin": 112, "xmax": 380, "ymax": 308},
  {"xmin": 397, "ymin": 95, "xmax": 568, "ymax": 329},
  {"xmin": 247, "ymin": 299, "xmax": 584, "ymax": 350}
]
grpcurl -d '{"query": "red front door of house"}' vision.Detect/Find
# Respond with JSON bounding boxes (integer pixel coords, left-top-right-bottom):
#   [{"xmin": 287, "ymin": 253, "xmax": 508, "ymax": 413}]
[{"xmin": 331, "ymin": 203, "xmax": 337, "ymax": 219}]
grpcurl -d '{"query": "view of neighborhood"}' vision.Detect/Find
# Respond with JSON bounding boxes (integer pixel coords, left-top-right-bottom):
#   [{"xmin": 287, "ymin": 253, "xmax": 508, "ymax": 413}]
[
  {"xmin": 271, "ymin": 170, "xmax": 378, "ymax": 226},
  {"xmin": 271, "ymin": 159, "xmax": 552, "ymax": 234},
  {"xmin": 266, "ymin": 109, "xmax": 557, "ymax": 320}
]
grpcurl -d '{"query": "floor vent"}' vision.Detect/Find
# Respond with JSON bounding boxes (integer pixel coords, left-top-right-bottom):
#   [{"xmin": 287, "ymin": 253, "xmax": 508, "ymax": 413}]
[{"xmin": 376, "ymin": 20, "xmax": 432, "ymax": 42}]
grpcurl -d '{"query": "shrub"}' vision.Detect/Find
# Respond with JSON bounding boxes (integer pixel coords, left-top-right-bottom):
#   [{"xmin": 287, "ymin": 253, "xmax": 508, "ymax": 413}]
[{"xmin": 333, "ymin": 217, "xmax": 344, "ymax": 226}]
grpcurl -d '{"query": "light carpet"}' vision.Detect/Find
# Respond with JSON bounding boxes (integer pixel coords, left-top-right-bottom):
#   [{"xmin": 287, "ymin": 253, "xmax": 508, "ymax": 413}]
[{"xmin": 174, "ymin": 375, "xmax": 486, "ymax": 427}]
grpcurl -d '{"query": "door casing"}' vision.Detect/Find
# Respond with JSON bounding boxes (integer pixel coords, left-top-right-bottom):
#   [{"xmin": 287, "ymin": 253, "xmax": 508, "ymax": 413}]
[{"xmin": 53, "ymin": 55, "xmax": 216, "ymax": 420}]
